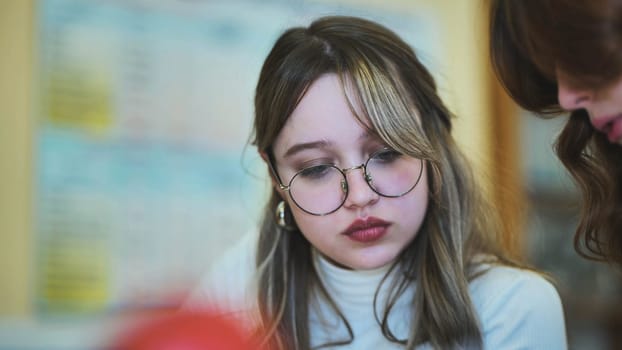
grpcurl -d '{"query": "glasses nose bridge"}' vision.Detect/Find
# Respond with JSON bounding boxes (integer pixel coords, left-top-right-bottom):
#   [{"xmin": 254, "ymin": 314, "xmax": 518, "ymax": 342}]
[
  {"xmin": 341, "ymin": 163, "xmax": 370, "ymax": 182},
  {"xmin": 341, "ymin": 163, "xmax": 365, "ymax": 174},
  {"xmin": 340, "ymin": 163, "xmax": 374, "ymax": 190}
]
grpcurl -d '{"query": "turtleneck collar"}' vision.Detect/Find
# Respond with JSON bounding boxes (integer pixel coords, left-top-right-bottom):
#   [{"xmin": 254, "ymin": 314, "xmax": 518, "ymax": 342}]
[{"xmin": 313, "ymin": 249, "xmax": 397, "ymax": 306}]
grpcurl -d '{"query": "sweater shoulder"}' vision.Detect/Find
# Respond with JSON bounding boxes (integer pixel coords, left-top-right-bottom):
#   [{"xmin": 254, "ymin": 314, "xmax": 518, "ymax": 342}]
[{"xmin": 470, "ymin": 265, "xmax": 567, "ymax": 349}]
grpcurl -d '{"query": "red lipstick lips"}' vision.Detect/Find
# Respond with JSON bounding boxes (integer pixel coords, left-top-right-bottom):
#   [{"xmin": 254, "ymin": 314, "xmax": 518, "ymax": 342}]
[
  {"xmin": 593, "ymin": 114, "xmax": 622, "ymax": 143},
  {"xmin": 342, "ymin": 217, "xmax": 390, "ymax": 243},
  {"xmin": 606, "ymin": 117, "xmax": 622, "ymax": 143}
]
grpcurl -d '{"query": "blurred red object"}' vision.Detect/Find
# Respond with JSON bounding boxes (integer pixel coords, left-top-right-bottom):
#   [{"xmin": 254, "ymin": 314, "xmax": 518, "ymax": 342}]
[{"xmin": 112, "ymin": 310, "xmax": 252, "ymax": 350}]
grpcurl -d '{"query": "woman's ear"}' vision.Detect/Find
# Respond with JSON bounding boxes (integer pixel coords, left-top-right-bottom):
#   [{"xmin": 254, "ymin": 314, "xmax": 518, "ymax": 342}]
[
  {"xmin": 259, "ymin": 150, "xmax": 279, "ymax": 188},
  {"xmin": 260, "ymin": 151, "xmax": 288, "ymax": 202},
  {"xmin": 259, "ymin": 151, "xmax": 270, "ymax": 163}
]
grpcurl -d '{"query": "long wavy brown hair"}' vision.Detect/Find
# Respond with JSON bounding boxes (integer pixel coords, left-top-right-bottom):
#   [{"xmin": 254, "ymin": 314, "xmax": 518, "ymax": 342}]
[
  {"xmin": 489, "ymin": 0, "xmax": 622, "ymax": 265},
  {"xmin": 251, "ymin": 15, "xmax": 518, "ymax": 349}
]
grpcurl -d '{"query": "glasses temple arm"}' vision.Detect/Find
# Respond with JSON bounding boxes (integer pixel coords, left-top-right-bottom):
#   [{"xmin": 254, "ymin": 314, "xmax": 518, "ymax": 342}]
[{"xmin": 266, "ymin": 150, "xmax": 287, "ymax": 188}]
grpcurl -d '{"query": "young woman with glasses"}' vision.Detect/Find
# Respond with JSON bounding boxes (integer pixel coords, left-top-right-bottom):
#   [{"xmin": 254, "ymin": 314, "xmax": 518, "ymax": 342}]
[
  {"xmin": 186, "ymin": 16, "xmax": 567, "ymax": 349},
  {"xmin": 489, "ymin": 0, "xmax": 622, "ymax": 265}
]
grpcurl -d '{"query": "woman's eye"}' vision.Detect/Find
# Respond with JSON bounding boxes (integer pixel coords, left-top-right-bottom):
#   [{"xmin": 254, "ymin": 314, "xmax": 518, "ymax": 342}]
[
  {"xmin": 373, "ymin": 149, "xmax": 401, "ymax": 163},
  {"xmin": 298, "ymin": 164, "xmax": 332, "ymax": 179}
]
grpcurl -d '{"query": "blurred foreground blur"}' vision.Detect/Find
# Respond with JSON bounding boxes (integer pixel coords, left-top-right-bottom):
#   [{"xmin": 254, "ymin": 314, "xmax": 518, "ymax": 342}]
[{"xmin": 111, "ymin": 310, "xmax": 252, "ymax": 350}]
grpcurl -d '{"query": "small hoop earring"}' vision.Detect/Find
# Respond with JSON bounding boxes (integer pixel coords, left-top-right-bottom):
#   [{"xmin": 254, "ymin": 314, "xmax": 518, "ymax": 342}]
[{"xmin": 276, "ymin": 201, "xmax": 287, "ymax": 227}]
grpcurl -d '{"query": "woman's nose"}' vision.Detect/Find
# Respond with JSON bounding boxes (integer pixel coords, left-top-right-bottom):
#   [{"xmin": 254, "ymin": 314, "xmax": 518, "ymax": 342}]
[
  {"xmin": 557, "ymin": 76, "xmax": 593, "ymax": 111},
  {"xmin": 342, "ymin": 167, "xmax": 379, "ymax": 209}
]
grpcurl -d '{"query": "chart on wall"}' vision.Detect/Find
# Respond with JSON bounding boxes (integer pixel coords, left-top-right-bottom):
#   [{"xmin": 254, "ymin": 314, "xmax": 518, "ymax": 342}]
[{"xmin": 34, "ymin": 0, "xmax": 443, "ymax": 313}]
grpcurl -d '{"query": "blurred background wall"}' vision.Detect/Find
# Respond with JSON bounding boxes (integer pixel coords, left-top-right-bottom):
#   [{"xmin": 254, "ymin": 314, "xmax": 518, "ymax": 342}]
[
  {"xmin": 0, "ymin": 0, "xmax": 35, "ymax": 318},
  {"xmin": 0, "ymin": 0, "xmax": 620, "ymax": 349}
]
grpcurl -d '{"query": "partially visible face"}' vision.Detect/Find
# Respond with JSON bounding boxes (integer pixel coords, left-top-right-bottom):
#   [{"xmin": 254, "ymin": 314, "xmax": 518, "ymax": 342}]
[
  {"xmin": 270, "ymin": 74, "xmax": 429, "ymax": 270},
  {"xmin": 557, "ymin": 69, "xmax": 622, "ymax": 145}
]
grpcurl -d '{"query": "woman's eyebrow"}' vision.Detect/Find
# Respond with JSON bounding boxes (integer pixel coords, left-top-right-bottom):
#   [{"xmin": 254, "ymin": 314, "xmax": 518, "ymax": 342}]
[
  {"xmin": 282, "ymin": 131, "xmax": 372, "ymax": 158},
  {"xmin": 283, "ymin": 140, "xmax": 331, "ymax": 159}
]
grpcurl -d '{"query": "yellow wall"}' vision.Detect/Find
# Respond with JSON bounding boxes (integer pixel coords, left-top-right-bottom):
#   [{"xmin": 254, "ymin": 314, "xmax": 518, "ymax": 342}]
[{"xmin": 0, "ymin": 0, "xmax": 35, "ymax": 316}]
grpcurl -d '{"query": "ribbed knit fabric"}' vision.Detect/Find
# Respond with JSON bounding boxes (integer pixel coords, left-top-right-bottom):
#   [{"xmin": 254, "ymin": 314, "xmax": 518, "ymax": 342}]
[
  {"xmin": 308, "ymin": 251, "xmax": 414, "ymax": 349},
  {"xmin": 185, "ymin": 231, "xmax": 567, "ymax": 349}
]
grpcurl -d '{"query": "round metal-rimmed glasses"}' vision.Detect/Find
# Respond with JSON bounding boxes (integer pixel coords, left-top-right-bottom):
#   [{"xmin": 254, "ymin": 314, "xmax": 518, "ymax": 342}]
[{"xmin": 268, "ymin": 148, "xmax": 424, "ymax": 216}]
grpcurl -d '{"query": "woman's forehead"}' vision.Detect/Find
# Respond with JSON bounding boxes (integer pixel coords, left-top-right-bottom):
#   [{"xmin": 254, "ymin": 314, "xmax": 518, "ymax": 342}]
[{"xmin": 272, "ymin": 74, "xmax": 378, "ymax": 157}]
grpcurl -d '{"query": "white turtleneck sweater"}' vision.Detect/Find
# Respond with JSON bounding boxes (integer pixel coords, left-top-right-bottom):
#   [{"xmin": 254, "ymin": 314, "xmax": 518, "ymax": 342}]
[{"xmin": 185, "ymin": 231, "xmax": 567, "ymax": 349}]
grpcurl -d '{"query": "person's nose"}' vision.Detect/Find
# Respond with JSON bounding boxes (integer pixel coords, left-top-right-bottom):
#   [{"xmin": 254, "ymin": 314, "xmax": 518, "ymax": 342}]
[
  {"xmin": 557, "ymin": 77, "xmax": 593, "ymax": 111},
  {"xmin": 342, "ymin": 166, "xmax": 379, "ymax": 209}
]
